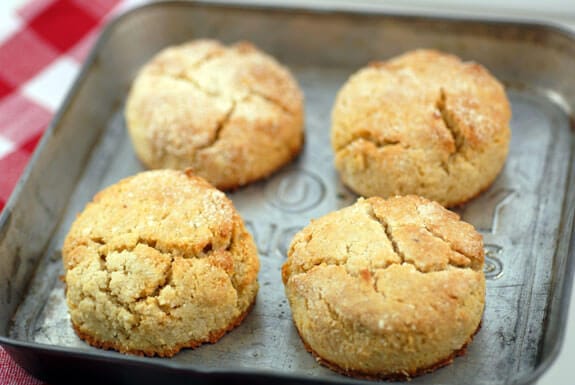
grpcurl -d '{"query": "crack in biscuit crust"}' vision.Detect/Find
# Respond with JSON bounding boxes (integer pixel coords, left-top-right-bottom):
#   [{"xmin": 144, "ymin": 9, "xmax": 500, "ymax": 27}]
[
  {"xmin": 331, "ymin": 49, "xmax": 511, "ymax": 207},
  {"xmin": 282, "ymin": 195, "xmax": 485, "ymax": 378},
  {"xmin": 63, "ymin": 170, "xmax": 259, "ymax": 357},
  {"xmin": 125, "ymin": 39, "xmax": 304, "ymax": 190},
  {"xmin": 283, "ymin": 196, "xmax": 483, "ymax": 280}
]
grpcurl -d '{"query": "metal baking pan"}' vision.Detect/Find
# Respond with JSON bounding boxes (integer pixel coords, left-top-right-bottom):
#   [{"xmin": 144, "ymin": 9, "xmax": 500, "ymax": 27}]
[{"xmin": 1, "ymin": 1, "xmax": 574, "ymax": 384}]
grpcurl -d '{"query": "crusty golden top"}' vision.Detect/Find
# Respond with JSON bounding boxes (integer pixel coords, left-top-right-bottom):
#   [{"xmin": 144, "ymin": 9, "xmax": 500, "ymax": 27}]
[
  {"xmin": 282, "ymin": 195, "xmax": 484, "ymax": 336},
  {"xmin": 62, "ymin": 169, "xmax": 259, "ymax": 356},
  {"xmin": 140, "ymin": 39, "xmax": 301, "ymax": 115},
  {"xmin": 63, "ymin": 169, "xmax": 258, "ymax": 292},
  {"xmin": 332, "ymin": 49, "xmax": 510, "ymax": 158},
  {"xmin": 283, "ymin": 195, "xmax": 483, "ymax": 278},
  {"xmin": 125, "ymin": 39, "xmax": 304, "ymax": 189},
  {"xmin": 331, "ymin": 50, "xmax": 511, "ymax": 207}
]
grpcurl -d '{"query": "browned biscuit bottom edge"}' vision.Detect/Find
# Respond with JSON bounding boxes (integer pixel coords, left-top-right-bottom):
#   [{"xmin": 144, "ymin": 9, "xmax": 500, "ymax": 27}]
[
  {"xmin": 445, "ymin": 173, "xmax": 503, "ymax": 209},
  {"xmin": 71, "ymin": 298, "xmax": 257, "ymax": 358},
  {"xmin": 138, "ymin": 132, "xmax": 305, "ymax": 192},
  {"xmin": 297, "ymin": 321, "xmax": 482, "ymax": 381},
  {"xmin": 210, "ymin": 136, "xmax": 304, "ymax": 192}
]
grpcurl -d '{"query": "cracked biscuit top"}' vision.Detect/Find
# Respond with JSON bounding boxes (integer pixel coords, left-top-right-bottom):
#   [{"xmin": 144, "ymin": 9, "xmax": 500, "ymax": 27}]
[
  {"xmin": 282, "ymin": 195, "xmax": 485, "ymax": 379},
  {"xmin": 125, "ymin": 39, "xmax": 304, "ymax": 190},
  {"xmin": 62, "ymin": 169, "xmax": 259, "ymax": 357},
  {"xmin": 331, "ymin": 49, "xmax": 511, "ymax": 207}
]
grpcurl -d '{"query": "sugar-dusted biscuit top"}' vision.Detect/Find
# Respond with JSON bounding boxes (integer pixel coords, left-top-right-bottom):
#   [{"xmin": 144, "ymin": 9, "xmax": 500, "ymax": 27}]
[
  {"xmin": 331, "ymin": 49, "xmax": 511, "ymax": 207},
  {"xmin": 63, "ymin": 169, "xmax": 259, "ymax": 357},
  {"xmin": 126, "ymin": 39, "xmax": 304, "ymax": 190},
  {"xmin": 282, "ymin": 195, "xmax": 485, "ymax": 379}
]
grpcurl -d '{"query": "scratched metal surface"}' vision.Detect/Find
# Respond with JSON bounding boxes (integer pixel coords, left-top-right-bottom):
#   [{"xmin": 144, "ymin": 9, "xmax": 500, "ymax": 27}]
[{"xmin": 1, "ymin": 2, "xmax": 575, "ymax": 385}]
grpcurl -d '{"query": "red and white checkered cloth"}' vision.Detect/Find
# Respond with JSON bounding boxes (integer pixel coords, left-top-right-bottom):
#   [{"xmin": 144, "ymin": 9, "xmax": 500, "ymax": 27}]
[
  {"xmin": 0, "ymin": 0, "xmax": 143, "ymax": 212},
  {"xmin": 0, "ymin": 0, "xmax": 143, "ymax": 383}
]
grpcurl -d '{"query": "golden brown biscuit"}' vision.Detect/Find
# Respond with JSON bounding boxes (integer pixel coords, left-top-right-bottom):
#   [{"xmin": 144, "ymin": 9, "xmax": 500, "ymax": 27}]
[
  {"xmin": 282, "ymin": 195, "xmax": 485, "ymax": 379},
  {"xmin": 62, "ymin": 169, "xmax": 259, "ymax": 357},
  {"xmin": 331, "ymin": 49, "xmax": 511, "ymax": 207},
  {"xmin": 126, "ymin": 39, "xmax": 304, "ymax": 190}
]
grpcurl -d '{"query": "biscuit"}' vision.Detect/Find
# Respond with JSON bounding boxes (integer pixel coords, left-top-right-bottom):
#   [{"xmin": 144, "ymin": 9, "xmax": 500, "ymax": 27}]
[
  {"xmin": 125, "ymin": 39, "xmax": 304, "ymax": 190},
  {"xmin": 282, "ymin": 195, "xmax": 485, "ymax": 379},
  {"xmin": 62, "ymin": 169, "xmax": 259, "ymax": 357},
  {"xmin": 331, "ymin": 49, "xmax": 511, "ymax": 207}
]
